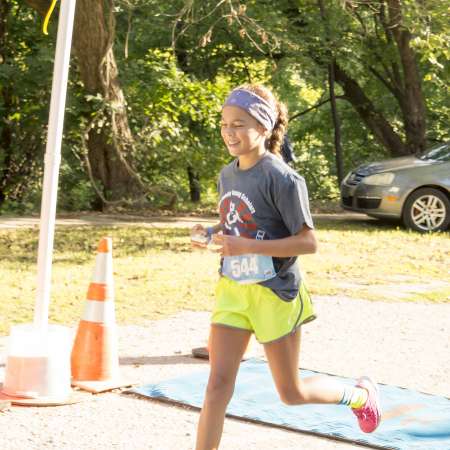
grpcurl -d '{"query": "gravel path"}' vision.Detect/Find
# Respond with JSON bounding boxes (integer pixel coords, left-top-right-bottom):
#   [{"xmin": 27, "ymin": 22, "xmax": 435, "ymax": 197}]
[{"xmin": 1, "ymin": 296, "xmax": 449, "ymax": 450}]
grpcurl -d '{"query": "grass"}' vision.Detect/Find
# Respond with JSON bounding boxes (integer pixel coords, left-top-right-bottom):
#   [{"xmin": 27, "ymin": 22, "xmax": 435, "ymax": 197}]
[{"xmin": 0, "ymin": 218, "xmax": 448, "ymax": 335}]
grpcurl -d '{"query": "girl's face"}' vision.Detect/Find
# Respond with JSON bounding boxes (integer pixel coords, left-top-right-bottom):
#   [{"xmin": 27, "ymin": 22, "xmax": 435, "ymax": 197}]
[{"xmin": 220, "ymin": 106, "xmax": 268, "ymax": 157}]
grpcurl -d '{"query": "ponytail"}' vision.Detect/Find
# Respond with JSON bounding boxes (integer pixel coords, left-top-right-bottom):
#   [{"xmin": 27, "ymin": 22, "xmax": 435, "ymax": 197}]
[{"xmin": 266, "ymin": 101, "xmax": 288, "ymax": 157}]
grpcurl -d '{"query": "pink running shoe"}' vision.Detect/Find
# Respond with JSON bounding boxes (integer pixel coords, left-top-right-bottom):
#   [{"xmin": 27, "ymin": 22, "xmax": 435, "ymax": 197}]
[{"xmin": 352, "ymin": 376, "xmax": 381, "ymax": 433}]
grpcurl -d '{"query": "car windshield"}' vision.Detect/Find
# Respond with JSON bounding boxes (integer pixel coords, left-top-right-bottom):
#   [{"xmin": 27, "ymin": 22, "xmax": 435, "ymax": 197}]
[{"xmin": 419, "ymin": 143, "xmax": 450, "ymax": 162}]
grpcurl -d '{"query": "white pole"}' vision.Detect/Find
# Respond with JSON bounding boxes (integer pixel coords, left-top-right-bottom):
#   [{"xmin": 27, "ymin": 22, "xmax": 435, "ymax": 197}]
[{"xmin": 34, "ymin": 0, "xmax": 77, "ymax": 329}]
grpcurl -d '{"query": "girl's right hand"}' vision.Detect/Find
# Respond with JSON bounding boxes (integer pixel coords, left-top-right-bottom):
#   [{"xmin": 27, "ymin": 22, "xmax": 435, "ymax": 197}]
[{"xmin": 190, "ymin": 224, "xmax": 209, "ymax": 249}]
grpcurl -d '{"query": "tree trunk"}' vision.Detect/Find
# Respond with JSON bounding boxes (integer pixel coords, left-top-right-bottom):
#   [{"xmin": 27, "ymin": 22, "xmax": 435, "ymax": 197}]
[
  {"xmin": 73, "ymin": 0, "xmax": 145, "ymax": 202},
  {"xmin": 25, "ymin": 0, "xmax": 145, "ymax": 205},
  {"xmin": 317, "ymin": 0, "xmax": 344, "ymax": 184},
  {"xmin": 187, "ymin": 165, "xmax": 201, "ymax": 202},
  {"xmin": 328, "ymin": 61, "xmax": 344, "ymax": 184},
  {"xmin": 385, "ymin": 0, "xmax": 427, "ymax": 154}
]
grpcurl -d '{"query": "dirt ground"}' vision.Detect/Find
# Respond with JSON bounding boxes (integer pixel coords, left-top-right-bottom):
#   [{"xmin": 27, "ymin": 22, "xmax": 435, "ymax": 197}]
[
  {"xmin": 1, "ymin": 296, "xmax": 449, "ymax": 450},
  {"xmin": 0, "ymin": 213, "xmax": 448, "ymax": 449}
]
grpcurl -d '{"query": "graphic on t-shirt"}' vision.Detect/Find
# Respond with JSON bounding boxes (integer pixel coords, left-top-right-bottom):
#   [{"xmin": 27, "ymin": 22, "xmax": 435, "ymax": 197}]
[
  {"xmin": 225, "ymin": 202, "xmax": 243, "ymax": 235},
  {"xmin": 256, "ymin": 230, "xmax": 266, "ymax": 240},
  {"xmin": 220, "ymin": 190, "xmax": 257, "ymax": 238},
  {"xmin": 219, "ymin": 189, "xmax": 276, "ymax": 284}
]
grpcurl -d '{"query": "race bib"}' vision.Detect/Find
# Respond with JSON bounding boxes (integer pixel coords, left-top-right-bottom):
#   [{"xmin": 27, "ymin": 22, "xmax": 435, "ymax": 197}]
[{"xmin": 222, "ymin": 254, "xmax": 276, "ymax": 284}]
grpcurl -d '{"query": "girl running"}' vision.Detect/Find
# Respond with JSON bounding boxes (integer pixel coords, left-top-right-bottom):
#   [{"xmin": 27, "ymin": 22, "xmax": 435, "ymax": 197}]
[{"xmin": 191, "ymin": 84, "xmax": 381, "ymax": 450}]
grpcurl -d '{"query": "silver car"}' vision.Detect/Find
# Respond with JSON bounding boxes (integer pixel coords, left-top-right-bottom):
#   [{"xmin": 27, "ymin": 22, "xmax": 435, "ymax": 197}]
[{"xmin": 340, "ymin": 143, "xmax": 450, "ymax": 232}]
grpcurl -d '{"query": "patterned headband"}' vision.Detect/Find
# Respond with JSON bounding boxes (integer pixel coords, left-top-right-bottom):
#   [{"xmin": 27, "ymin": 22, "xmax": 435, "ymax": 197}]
[{"xmin": 223, "ymin": 89, "xmax": 277, "ymax": 131}]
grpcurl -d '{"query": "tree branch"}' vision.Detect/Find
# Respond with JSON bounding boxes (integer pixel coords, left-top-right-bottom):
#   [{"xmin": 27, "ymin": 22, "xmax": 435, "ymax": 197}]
[
  {"xmin": 368, "ymin": 65, "xmax": 400, "ymax": 98},
  {"xmin": 24, "ymin": 0, "xmax": 50, "ymax": 16},
  {"xmin": 289, "ymin": 96, "xmax": 345, "ymax": 121},
  {"xmin": 332, "ymin": 60, "xmax": 408, "ymax": 156}
]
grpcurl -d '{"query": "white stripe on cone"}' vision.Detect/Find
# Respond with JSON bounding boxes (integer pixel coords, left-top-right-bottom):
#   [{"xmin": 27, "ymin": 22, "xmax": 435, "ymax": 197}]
[
  {"xmin": 91, "ymin": 253, "xmax": 113, "ymax": 285},
  {"xmin": 82, "ymin": 300, "xmax": 116, "ymax": 324}
]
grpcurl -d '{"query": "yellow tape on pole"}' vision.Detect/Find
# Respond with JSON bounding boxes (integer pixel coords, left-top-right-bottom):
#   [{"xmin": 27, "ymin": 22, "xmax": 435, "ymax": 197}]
[{"xmin": 43, "ymin": 0, "xmax": 58, "ymax": 35}]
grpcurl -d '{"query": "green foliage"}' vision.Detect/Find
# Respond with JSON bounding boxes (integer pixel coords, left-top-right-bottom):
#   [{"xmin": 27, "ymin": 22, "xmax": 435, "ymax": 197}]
[
  {"xmin": 1, "ymin": 0, "xmax": 448, "ymax": 211},
  {"xmin": 57, "ymin": 159, "xmax": 97, "ymax": 211},
  {"xmin": 0, "ymin": 2, "xmax": 54, "ymax": 211},
  {"xmin": 120, "ymin": 48, "xmax": 230, "ymax": 199}
]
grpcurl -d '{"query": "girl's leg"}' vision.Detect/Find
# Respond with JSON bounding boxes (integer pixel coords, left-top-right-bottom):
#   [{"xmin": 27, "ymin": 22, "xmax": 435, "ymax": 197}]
[
  {"xmin": 264, "ymin": 327, "xmax": 345, "ymax": 405},
  {"xmin": 195, "ymin": 325, "xmax": 251, "ymax": 450},
  {"xmin": 264, "ymin": 327, "xmax": 382, "ymax": 433}
]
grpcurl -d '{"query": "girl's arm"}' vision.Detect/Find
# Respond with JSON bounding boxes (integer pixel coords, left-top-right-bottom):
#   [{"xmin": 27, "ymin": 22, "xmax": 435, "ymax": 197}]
[
  {"xmin": 208, "ymin": 223, "xmax": 222, "ymax": 234},
  {"xmin": 212, "ymin": 224, "xmax": 317, "ymax": 257},
  {"xmin": 191, "ymin": 222, "xmax": 221, "ymax": 237}
]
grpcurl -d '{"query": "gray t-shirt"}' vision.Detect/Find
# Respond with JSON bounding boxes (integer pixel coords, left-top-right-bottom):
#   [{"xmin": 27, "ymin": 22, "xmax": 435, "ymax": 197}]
[{"xmin": 217, "ymin": 152, "xmax": 314, "ymax": 301}]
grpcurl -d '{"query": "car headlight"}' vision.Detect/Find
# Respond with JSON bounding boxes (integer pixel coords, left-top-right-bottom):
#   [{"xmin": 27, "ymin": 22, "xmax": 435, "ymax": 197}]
[
  {"xmin": 361, "ymin": 172, "xmax": 395, "ymax": 186},
  {"xmin": 342, "ymin": 171, "xmax": 352, "ymax": 184}
]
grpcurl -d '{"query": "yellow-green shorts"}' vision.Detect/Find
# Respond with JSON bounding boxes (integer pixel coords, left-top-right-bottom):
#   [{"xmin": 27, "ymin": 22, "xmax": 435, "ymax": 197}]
[{"xmin": 211, "ymin": 276, "xmax": 317, "ymax": 344}]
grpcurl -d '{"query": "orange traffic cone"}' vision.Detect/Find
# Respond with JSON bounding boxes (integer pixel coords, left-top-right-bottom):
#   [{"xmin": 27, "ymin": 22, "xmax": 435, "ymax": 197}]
[{"xmin": 71, "ymin": 237, "xmax": 128, "ymax": 393}]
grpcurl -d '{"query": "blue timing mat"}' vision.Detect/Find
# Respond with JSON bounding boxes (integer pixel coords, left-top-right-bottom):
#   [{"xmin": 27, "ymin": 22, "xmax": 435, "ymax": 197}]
[{"xmin": 130, "ymin": 358, "xmax": 450, "ymax": 450}]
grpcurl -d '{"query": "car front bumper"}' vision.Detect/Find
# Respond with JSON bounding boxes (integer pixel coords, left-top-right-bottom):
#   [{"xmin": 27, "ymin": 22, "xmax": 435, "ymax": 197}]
[{"xmin": 340, "ymin": 182, "xmax": 404, "ymax": 218}]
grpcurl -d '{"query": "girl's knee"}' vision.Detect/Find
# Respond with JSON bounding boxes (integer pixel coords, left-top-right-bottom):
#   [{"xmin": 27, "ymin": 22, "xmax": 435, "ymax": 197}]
[
  {"xmin": 278, "ymin": 384, "xmax": 308, "ymax": 406},
  {"xmin": 204, "ymin": 373, "xmax": 235, "ymax": 404}
]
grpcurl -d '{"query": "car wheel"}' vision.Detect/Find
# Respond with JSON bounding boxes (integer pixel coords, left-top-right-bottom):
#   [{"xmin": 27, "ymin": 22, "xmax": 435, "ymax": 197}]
[{"xmin": 402, "ymin": 188, "xmax": 450, "ymax": 232}]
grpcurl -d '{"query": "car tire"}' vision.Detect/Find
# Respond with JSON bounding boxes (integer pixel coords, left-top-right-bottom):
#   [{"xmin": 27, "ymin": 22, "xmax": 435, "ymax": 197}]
[{"xmin": 402, "ymin": 187, "xmax": 450, "ymax": 232}]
